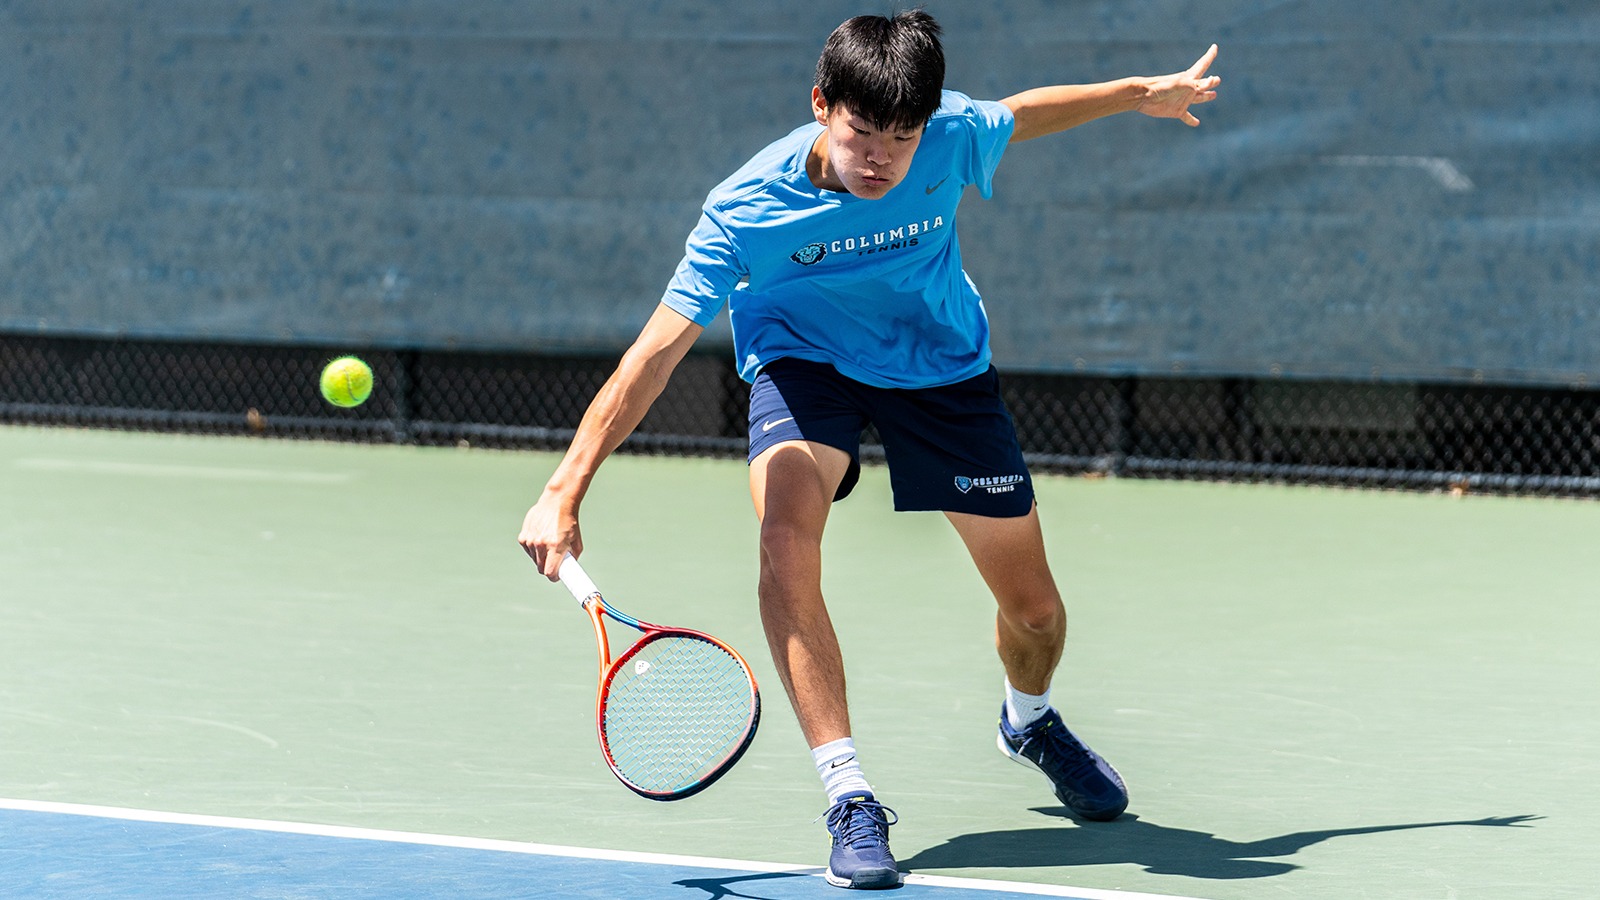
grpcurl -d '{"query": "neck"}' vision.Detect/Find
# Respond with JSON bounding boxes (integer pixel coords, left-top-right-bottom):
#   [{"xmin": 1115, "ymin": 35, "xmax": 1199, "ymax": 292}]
[{"xmin": 807, "ymin": 131, "xmax": 846, "ymax": 192}]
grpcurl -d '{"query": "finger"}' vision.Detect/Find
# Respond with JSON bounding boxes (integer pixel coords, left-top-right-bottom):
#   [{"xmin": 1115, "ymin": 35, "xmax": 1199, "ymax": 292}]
[
  {"xmin": 1182, "ymin": 111, "xmax": 1201, "ymax": 127},
  {"xmin": 1186, "ymin": 43, "xmax": 1219, "ymax": 78},
  {"xmin": 540, "ymin": 548, "xmax": 563, "ymax": 581},
  {"xmin": 543, "ymin": 538, "xmax": 578, "ymax": 581}
]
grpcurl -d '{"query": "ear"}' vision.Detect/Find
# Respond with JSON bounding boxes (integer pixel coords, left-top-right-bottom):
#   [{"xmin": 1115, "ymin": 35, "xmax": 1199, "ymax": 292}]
[{"xmin": 811, "ymin": 86, "xmax": 829, "ymax": 125}]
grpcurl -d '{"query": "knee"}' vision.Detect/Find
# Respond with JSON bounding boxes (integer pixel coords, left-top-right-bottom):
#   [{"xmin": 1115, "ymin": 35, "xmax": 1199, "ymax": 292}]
[
  {"xmin": 757, "ymin": 519, "xmax": 822, "ymax": 593},
  {"xmin": 759, "ymin": 518, "xmax": 816, "ymax": 563},
  {"xmin": 999, "ymin": 589, "xmax": 1065, "ymax": 636}
]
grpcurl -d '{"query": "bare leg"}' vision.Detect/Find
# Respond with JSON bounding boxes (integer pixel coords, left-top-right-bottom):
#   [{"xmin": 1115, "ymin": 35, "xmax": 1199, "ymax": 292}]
[
  {"xmin": 749, "ymin": 440, "xmax": 854, "ymax": 748},
  {"xmin": 949, "ymin": 505, "xmax": 1128, "ymax": 821},
  {"xmin": 944, "ymin": 505, "xmax": 1065, "ymax": 694}
]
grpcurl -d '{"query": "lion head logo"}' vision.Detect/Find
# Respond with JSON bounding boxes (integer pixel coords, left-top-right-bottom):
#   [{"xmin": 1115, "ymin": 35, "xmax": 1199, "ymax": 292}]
[{"xmin": 790, "ymin": 242, "xmax": 827, "ymax": 266}]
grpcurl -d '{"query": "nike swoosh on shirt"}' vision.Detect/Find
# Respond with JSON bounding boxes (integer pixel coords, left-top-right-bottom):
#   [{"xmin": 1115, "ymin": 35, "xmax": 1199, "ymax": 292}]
[
  {"xmin": 925, "ymin": 176, "xmax": 949, "ymax": 194},
  {"xmin": 761, "ymin": 417, "xmax": 795, "ymax": 432}
]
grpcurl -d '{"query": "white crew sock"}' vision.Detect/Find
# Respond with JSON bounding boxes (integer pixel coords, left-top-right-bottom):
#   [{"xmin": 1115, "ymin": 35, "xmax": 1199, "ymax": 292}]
[
  {"xmin": 812, "ymin": 737, "xmax": 872, "ymax": 804},
  {"xmin": 1004, "ymin": 679, "xmax": 1052, "ymax": 731}
]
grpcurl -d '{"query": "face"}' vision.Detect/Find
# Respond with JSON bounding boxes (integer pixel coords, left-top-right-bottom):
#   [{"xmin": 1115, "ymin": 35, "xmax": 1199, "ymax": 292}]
[{"xmin": 811, "ymin": 89, "xmax": 924, "ymax": 199}]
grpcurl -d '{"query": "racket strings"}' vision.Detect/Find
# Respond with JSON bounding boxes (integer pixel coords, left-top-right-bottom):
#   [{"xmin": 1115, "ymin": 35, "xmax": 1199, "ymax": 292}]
[{"xmin": 603, "ymin": 635, "xmax": 756, "ymax": 793}]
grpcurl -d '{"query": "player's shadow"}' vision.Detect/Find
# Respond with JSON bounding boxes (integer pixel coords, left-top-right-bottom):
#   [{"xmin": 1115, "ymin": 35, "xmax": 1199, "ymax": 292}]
[
  {"xmin": 899, "ymin": 811, "xmax": 1541, "ymax": 880},
  {"xmin": 674, "ymin": 868, "xmax": 849, "ymax": 899}
]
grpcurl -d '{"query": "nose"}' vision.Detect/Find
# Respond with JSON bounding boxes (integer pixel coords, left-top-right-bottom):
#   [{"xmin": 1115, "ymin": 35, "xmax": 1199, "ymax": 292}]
[{"xmin": 865, "ymin": 141, "xmax": 891, "ymax": 167}]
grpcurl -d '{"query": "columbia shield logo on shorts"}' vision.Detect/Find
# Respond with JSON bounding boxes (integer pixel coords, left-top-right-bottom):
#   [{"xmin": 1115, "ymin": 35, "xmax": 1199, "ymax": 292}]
[
  {"xmin": 790, "ymin": 242, "xmax": 827, "ymax": 266},
  {"xmin": 954, "ymin": 476, "xmax": 973, "ymax": 493}
]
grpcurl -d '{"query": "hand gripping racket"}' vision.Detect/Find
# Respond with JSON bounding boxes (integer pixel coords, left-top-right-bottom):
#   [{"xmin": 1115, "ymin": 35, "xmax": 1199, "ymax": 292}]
[{"xmin": 556, "ymin": 553, "xmax": 761, "ymax": 801}]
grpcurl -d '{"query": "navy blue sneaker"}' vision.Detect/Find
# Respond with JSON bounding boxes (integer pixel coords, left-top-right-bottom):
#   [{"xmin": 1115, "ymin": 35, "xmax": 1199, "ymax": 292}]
[
  {"xmin": 822, "ymin": 793, "xmax": 900, "ymax": 889},
  {"xmin": 997, "ymin": 705, "xmax": 1128, "ymax": 821}
]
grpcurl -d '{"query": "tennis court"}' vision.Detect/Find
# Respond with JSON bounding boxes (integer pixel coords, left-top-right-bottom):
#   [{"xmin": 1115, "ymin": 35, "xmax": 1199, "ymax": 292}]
[{"xmin": 3, "ymin": 423, "xmax": 1595, "ymax": 898}]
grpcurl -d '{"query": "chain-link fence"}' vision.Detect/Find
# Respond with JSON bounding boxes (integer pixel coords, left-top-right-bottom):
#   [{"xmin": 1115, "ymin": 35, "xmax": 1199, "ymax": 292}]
[{"xmin": 4, "ymin": 332, "xmax": 1598, "ymax": 496}]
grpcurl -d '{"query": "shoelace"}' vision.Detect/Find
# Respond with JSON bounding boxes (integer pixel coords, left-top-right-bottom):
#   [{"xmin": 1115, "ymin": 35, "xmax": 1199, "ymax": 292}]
[
  {"xmin": 1023, "ymin": 719, "xmax": 1101, "ymax": 779},
  {"xmin": 822, "ymin": 797, "xmax": 899, "ymax": 849}
]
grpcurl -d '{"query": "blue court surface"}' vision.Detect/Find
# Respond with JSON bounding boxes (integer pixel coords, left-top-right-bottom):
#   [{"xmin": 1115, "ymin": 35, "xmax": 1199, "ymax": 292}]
[{"xmin": 1, "ymin": 800, "xmax": 1203, "ymax": 900}]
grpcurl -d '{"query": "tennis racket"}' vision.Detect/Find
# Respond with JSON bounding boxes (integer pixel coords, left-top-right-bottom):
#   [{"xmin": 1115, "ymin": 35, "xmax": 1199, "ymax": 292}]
[{"xmin": 555, "ymin": 552, "xmax": 761, "ymax": 801}]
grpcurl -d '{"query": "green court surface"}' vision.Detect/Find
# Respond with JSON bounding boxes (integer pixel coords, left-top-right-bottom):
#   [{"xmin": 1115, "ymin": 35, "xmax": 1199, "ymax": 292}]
[{"xmin": 2, "ymin": 424, "xmax": 1597, "ymax": 898}]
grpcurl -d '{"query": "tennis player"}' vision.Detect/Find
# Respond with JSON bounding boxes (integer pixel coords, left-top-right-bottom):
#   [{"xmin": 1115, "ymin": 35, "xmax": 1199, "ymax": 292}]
[{"xmin": 521, "ymin": 11, "xmax": 1219, "ymax": 889}]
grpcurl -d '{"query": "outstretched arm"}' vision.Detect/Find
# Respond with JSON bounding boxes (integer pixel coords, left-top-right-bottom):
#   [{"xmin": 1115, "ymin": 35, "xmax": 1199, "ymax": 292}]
[
  {"xmin": 1001, "ymin": 44, "xmax": 1220, "ymax": 142},
  {"xmin": 518, "ymin": 303, "xmax": 704, "ymax": 579}
]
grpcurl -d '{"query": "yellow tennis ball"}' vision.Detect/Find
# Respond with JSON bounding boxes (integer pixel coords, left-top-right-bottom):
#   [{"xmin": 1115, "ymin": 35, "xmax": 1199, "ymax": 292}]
[{"xmin": 319, "ymin": 356, "xmax": 373, "ymax": 408}]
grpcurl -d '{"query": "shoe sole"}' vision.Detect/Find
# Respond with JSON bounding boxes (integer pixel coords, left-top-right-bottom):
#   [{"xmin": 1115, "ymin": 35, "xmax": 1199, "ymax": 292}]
[
  {"xmin": 997, "ymin": 731, "xmax": 1128, "ymax": 821},
  {"xmin": 825, "ymin": 866, "xmax": 901, "ymax": 889}
]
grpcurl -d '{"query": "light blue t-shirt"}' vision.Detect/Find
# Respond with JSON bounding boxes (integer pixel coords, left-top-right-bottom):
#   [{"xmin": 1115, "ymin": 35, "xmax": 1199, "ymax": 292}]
[{"xmin": 661, "ymin": 91, "xmax": 1014, "ymax": 389}]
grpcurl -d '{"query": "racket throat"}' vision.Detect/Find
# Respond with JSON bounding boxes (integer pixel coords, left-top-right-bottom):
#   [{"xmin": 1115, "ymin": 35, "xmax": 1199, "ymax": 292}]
[{"xmin": 586, "ymin": 602, "xmax": 612, "ymax": 683}]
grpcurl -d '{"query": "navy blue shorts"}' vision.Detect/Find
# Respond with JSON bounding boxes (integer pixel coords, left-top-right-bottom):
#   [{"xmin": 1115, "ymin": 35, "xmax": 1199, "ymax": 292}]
[{"xmin": 746, "ymin": 358, "xmax": 1035, "ymax": 517}]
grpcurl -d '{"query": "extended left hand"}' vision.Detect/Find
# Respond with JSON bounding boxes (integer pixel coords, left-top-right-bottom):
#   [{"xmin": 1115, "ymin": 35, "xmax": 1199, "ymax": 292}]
[{"xmin": 1139, "ymin": 44, "xmax": 1221, "ymax": 126}]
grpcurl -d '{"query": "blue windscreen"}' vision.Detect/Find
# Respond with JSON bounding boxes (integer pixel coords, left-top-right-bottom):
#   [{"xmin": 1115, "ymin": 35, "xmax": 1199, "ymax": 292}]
[{"xmin": 2, "ymin": 1, "xmax": 1594, "ymax": 386}]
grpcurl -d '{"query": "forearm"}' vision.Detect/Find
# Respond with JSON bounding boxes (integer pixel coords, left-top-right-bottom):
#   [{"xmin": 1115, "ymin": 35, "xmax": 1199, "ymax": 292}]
[
  {"xmin": 540, "ymin": 305, "xmax": 702, "ymax": 507},
  {"xmin": 541, "ymin": 349, "xmax": 673, "ymax": 504},
  {"xmin": 1001, "ymin": 78, "xmax": 1152, "ymax": 143}
]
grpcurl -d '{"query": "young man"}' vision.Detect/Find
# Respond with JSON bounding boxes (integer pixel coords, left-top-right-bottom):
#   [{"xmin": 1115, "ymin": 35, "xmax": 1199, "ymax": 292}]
[{"xmin": 520, "ymin": 11, "xmax": 1220, "ymax": 890}]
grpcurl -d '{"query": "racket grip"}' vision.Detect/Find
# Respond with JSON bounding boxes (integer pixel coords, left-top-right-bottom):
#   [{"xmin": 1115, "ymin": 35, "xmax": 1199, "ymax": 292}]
[{"xmin": 556, "ymin": 552, "xmax": 601, "ymax": 604}]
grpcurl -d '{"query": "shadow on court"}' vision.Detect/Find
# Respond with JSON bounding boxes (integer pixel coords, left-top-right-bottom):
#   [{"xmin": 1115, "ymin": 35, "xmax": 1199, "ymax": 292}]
[
  {"xmin": 675, "ymin": 870, "xmax": 830, "ymax": 900},
  {"xmin": 899, "ymin": 812, "xmax": 1542, "ymax": 880}
]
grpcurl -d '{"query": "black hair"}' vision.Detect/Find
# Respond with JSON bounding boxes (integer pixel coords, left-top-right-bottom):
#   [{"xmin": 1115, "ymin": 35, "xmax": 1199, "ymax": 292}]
[{"xmin": 814, "ymin": 9, "xmax": 945, "ymax": 132}]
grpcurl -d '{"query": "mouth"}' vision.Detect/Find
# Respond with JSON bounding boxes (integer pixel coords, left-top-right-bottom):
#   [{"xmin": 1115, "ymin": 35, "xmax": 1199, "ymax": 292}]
[{"xmin": 861, "ymin": 175, "xmax": 891, "ymax": 188}]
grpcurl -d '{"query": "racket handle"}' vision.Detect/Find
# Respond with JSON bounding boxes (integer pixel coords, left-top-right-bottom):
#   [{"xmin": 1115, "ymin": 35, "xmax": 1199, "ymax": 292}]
[{"xmin": 556, "ymin": 552, "xmax": 602, "ymax": 604}]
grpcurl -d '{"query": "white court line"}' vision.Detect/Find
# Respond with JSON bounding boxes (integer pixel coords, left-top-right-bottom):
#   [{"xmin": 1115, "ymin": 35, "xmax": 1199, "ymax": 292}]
[
  {"xmin": 0, "ymin": 797, "xmax": 1211, "ymax": 900},
  {"xmin": 11, "ymin": 458, "xmax": 351, "ymax": 484}
]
